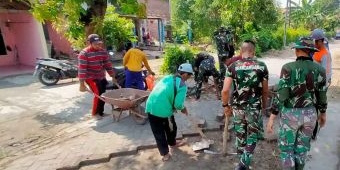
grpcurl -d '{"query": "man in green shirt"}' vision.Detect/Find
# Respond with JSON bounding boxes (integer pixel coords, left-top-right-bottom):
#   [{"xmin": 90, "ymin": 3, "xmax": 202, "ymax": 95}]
[
  {"xmin": 267, "ymin": 37, "xmax": 328, "ymax": 170},
  {"xmin": 145, "ymin": 63, "xmax": 193, "ymax": 161}
]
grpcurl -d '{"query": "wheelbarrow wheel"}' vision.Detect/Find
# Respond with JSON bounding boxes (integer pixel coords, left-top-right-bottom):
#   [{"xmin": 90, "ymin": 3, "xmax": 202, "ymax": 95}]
[{"xmin": 130, "ymin": 106, "xmax": 148, "ymax": 125}]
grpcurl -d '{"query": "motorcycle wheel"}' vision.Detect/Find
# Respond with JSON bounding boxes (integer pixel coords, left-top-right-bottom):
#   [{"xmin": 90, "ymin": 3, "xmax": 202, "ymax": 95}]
[{"xmin": 38, "ymin": 71, "xmax": 60, "ymax": 86}]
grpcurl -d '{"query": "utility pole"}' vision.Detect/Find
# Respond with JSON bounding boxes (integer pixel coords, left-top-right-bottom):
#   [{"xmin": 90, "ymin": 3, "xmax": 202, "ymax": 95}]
[{"xmin": 284, "ymin": 0, "xmax": 289, "ymax": 47}]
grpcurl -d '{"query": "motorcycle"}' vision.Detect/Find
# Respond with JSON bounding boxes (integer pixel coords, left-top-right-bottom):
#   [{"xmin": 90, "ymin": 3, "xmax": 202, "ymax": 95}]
[
  {"xmin": 33, "ymin": 58, "xmax": 78, "ymax": 86},
  {"xmin": 33, "ymin": 58, "xmax": 151, "ymax": 89}
]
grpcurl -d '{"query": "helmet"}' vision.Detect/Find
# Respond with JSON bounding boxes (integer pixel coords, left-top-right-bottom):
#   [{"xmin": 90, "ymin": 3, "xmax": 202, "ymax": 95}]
[
  {"xmin": 292, "ymin": 37, "xmax": 319, "ymax": 52},
  {"xmin": 310, "ymin": 28, "xmax": 327, "ymax": 40},
  {"xmin": 178, "ymin": 63, "xmax": 194, "ymax": 74}
]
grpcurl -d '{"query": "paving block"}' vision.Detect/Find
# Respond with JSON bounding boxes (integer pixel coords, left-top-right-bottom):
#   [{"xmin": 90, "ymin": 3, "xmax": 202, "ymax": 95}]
[
  {"xmin": 216, "ymin": 113, "xmax": 225, "ymax": 122},
  {"xmin": 197, "ymin": 118, "xmax": 206, "ymax": 128}
]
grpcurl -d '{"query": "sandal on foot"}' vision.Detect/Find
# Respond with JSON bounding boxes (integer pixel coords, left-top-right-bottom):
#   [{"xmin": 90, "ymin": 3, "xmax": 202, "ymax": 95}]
[
  {"xmin": 170, "ymin": 139, "xmax": 186, "ymax": 148},
  {"xmin": 162, "ymin": 154, "xmax": 171, "ymax": 162}
]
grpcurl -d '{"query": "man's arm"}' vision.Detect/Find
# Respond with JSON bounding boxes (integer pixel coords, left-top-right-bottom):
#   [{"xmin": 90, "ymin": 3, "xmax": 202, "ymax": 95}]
[
  {"xmin": 78, "ymin": 51, "xmax": 88, "ymax": 91},
  {"xmin": 262, "ymin": 79, "xmax": 269, "ymax": 111},
  {"xmin": 123, "ymin": 49, "xmax": 131, "ymax": 67},
  {"xmin": 315, "ymin": 69, "xmax": 328, "ymax": 127},
  {"xmin": 142, "ymin": 53, "xmax": 154, "ymax": 74},
  {"xmin": 261, "ymin": 65, "xmax": 269, "ymax": 111},
  {"xmin": 174, "ymin": 83, "xmax": 187, "ymax": 110},
  {"xmin": 103, "ymin": 52, "xmax": 115, "ymax": 77},
  {"xmin": 222, "ymin": 77, "xmax": 233, "ymax": 105}
]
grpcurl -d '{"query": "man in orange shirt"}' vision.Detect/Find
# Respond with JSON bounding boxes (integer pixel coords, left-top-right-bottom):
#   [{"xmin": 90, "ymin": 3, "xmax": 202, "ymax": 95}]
[
  {"xmin": 123, "ymin": 47, "xmax": 155, "ymax": 89},
  {"xmin": 311, "ymin": 28, "xmax": 332, "ymax": 85}
]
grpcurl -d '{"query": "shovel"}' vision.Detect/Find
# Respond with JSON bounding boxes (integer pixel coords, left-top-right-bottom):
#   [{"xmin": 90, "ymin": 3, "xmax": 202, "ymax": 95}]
[{"xmin": 222, "ymin": 114, "xmax": 230, "ymax": 156}]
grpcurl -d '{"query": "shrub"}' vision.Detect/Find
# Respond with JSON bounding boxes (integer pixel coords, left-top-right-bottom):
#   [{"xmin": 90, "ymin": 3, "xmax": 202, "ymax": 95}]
[
  {"xmin": 161, "ymin": 45, "xmax": 195, "ymax": 74},
  {"xmin": 239, "ymin": 29, "xmax": 281, "ymax": 56}
]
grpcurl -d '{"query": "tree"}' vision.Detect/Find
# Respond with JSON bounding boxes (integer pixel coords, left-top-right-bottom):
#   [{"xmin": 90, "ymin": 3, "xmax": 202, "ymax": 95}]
[
  {"xmin": 170, "ymin": 0, "xmax": 279, "ymax": 43},
  {"xmin": 103, "ymin": 6, "xmax": 136, "ymax": 50},
  {"xmin": 30, "ymin": 0, "xmax": 146, "ymax": 48},
  {"xmin": 290, "ymin": 0, "xmax": 340, "ymax": 31}
]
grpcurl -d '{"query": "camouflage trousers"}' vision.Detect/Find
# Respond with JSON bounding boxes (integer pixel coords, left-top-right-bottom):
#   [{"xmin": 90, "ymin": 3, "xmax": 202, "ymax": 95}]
[
  {"xmin": 195, "ymin": 68, "xmax": 220, "ymax": 99},
  {"xmin": 279, "ymin": 106, "xmax": 317, "ymax": 170},
  {"xmin": 218, "ymin": 55, "xmax": 227, "ymax": 79},
  {"xmin": 233, "ymin": 108, "xmax": 262, "ymax": 167}
]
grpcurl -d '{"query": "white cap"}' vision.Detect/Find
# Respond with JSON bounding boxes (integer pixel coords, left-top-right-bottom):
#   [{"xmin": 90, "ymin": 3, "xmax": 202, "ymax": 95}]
[{"xmin": 178, "ymin": 63, "xmax": 194, "ymax": 74}]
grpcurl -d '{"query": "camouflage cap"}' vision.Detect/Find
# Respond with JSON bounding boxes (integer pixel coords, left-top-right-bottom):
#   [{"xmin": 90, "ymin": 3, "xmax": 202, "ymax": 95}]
[
  {"xmin": 219, "ymin": 26, "xmax": 226, "ymax": 32},
  {"xmin": 292, "ymin": 37, "xmax": 319, "ymax": 52}
]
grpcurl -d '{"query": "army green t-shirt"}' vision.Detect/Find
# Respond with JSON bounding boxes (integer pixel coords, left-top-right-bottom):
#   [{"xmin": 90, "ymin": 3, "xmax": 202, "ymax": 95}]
[
  {"xmin": 275, "ymin": 57, "xmax": 328, "ymax": 113},
  {"xmin": 226, "ymin": 57, "xmax": 269, "ymax": 109}
]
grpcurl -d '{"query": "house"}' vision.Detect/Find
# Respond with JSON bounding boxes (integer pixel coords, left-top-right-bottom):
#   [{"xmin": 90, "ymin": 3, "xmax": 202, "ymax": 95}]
[{"xmin": 0, "ymin": 0, "xmax": 72, "ymax": 77}]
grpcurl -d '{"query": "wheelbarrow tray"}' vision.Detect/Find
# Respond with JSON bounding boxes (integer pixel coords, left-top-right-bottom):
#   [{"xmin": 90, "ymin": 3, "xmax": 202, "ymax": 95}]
[{"xmin": 101, "ymin": 88, "xmax": 150, "ymax": 109}]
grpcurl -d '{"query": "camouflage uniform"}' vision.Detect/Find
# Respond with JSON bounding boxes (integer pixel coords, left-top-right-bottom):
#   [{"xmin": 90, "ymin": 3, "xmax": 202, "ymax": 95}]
[
  {"xmin": 273, "ymin": 58, "xmax": 327, "ymax": 170},
  {"xmin": 213, "ymin": 27, "xmax": 235, "ymax": 80},
  {"xmin": 272, "ymin": 37, "xmax": 328, "ymax": 170},
  {"xmin": 194, "ymin": 52, "xmax": 220, "ymax": 99},
  {"xmin": 226, "ymin": 57, "xmax": 268, "ymax": 167}
]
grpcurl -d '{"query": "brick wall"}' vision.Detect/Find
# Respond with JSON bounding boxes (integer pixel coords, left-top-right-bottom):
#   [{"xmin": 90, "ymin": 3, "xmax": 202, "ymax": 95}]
[{"xmin": 143, "ymin": 0, "xmax": 170, "ymax": 42}]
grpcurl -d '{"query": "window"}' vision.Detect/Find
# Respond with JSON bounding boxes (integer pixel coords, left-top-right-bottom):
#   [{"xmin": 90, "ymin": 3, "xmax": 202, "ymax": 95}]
[{"xmin": 0, "ymin": 29, "xmax": 7, "ymax": 55}]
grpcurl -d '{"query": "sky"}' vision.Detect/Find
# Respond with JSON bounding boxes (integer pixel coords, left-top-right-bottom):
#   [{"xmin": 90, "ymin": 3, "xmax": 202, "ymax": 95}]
[{"xmin": 276, "ymin": 0, "xmax": 300, "ymax": 7}]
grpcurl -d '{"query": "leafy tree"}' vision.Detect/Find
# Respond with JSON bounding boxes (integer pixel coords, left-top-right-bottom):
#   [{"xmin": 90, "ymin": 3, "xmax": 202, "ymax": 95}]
[
  {"xmin": 290, "ymin": 0, "xmax": 340, "ymax": 31},
  {"xmin": 103, "ymin": 6, "xmax": 136, "ymax": 50},
  {"xmin": 171, "ymin": 0, "xmax": 279, "ymax": 44},
  {"xmin": 30, "ymin": 0, "xmax": 146, "ymax": 48}
]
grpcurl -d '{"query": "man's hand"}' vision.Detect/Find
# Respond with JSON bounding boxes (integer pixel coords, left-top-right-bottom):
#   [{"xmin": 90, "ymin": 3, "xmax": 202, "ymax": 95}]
[
  {"xmin": 181, "ymin": 107, "xmax": 188, "ymax": 116},
  {"xmin": 112, "ymin": 76, "xmax": 118, "ymax": 83},
  {"xmin": 266, "ymin": 114, "xmax": 276, "ymax": 134},
  {"xmin": 319, "ymin": 113, "xmax": 326, "ymax": 128},
  {"xmin": 79, "ymin": 83, "xmax": 87, "ymax": 92},
  {"xmin": 111, "ymin": 76, "xmax": 121, "ymax": 88},
  {"xmin": 223, "ymin": 106, "xmax": 232, "ymax": 117},
  {"xmin": 149, "ymin": 71, "xmax": 155, "ymax": 76}
]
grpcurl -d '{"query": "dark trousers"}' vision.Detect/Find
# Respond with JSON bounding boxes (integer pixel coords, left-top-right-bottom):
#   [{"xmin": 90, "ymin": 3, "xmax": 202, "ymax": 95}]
[
  {"xmin": 125, "ymin": 69, "xmax": 144, "ymax": 90},
  {"xmin": 148, "ymin": 113, "xmax": 177, "ymax": 156},
  {"xmin": 86, "ymin": 79, "xmax": 107, "ymax": 116}
]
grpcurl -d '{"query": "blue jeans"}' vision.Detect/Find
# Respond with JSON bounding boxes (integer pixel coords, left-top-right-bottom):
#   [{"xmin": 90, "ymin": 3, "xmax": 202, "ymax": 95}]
[{"xmin": 125, "ymin": 69, "xmax": 144, "ymax": 90}]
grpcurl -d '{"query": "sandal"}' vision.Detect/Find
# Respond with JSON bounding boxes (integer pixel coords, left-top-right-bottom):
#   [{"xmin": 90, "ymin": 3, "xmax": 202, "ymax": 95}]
[
  {"xmin": 162, "ymin": 154, "xmax": 171, "ymax": 162},
  {"xmin": 170, "ymin": 139, "xmax": 186, "ymax": 148}
]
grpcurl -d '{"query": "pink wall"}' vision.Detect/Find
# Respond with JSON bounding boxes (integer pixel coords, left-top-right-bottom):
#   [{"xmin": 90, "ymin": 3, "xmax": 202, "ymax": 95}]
[
  {"xmin": 146, "ymin": 0, "xmax": 170, "ymax": 41},
  {"xmin": 46, "ymin": 22, "xmax": 72, "ymax": 56},
  {"xmin": 0, "ymin": 10, "xmax": 48, "ymax": 67}
]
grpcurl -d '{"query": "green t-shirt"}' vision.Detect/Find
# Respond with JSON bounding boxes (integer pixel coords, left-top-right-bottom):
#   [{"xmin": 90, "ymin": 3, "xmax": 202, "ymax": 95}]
[{"xmin": 145, "ymin": 75, "xmax": 187, "ymax": 118}]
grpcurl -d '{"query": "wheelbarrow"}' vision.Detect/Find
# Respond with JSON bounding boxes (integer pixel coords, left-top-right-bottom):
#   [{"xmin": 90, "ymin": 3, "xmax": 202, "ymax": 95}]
[{"xmin": 90, "ymin": 88, "xmax": 150, "ymax": 125}]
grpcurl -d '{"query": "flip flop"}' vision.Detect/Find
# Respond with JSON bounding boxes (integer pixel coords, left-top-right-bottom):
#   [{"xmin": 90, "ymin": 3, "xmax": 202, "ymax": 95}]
[
  {"xmin": 170, "ymin": 139, "xmax": 186, "ymax": 148},
  {"xmin": 162, "ymin": 154, "xmax": 171, "ymax": 162}
]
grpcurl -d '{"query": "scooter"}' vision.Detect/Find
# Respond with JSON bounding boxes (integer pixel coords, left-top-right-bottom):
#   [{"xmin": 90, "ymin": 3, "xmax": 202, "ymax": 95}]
[{"xmin": 33, "ymin": 58, "xmax": 78, "ymax": 86}]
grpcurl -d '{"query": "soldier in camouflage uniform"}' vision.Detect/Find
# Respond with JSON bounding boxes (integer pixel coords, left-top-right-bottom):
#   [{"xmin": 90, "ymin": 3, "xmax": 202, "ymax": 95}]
[
  {"xmin": 266, "ymin": 37, "xmax": 328, "ymax": 170},
  {"xmin": 221, "ymin": 40, "xmax": 269, "ymax": 170},
  {"xmin": 193, "ymin": 52, "xmax": 220, "ymax": 100},
  {"xmin": 213, "ymin": 26, "xmax": 235, "ymax": 80}
]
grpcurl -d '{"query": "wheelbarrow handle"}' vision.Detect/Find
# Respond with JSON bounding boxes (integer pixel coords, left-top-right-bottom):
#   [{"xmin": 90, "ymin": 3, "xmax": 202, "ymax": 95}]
[{"xmin": 86, "ymin": 88, "xmax": 107, "ymax": 102}]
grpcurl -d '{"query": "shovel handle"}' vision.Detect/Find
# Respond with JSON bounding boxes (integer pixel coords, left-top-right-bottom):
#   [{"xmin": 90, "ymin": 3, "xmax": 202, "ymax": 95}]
[{"xmin": 222, "ymin": 115, "xmax": 230, "ymax": 155}]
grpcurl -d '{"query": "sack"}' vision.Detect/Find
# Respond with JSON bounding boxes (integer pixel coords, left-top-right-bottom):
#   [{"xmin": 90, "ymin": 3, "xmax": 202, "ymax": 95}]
[{"xmin": 145, "ymin": 75, "xmax": 155, "ymax": 91}]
